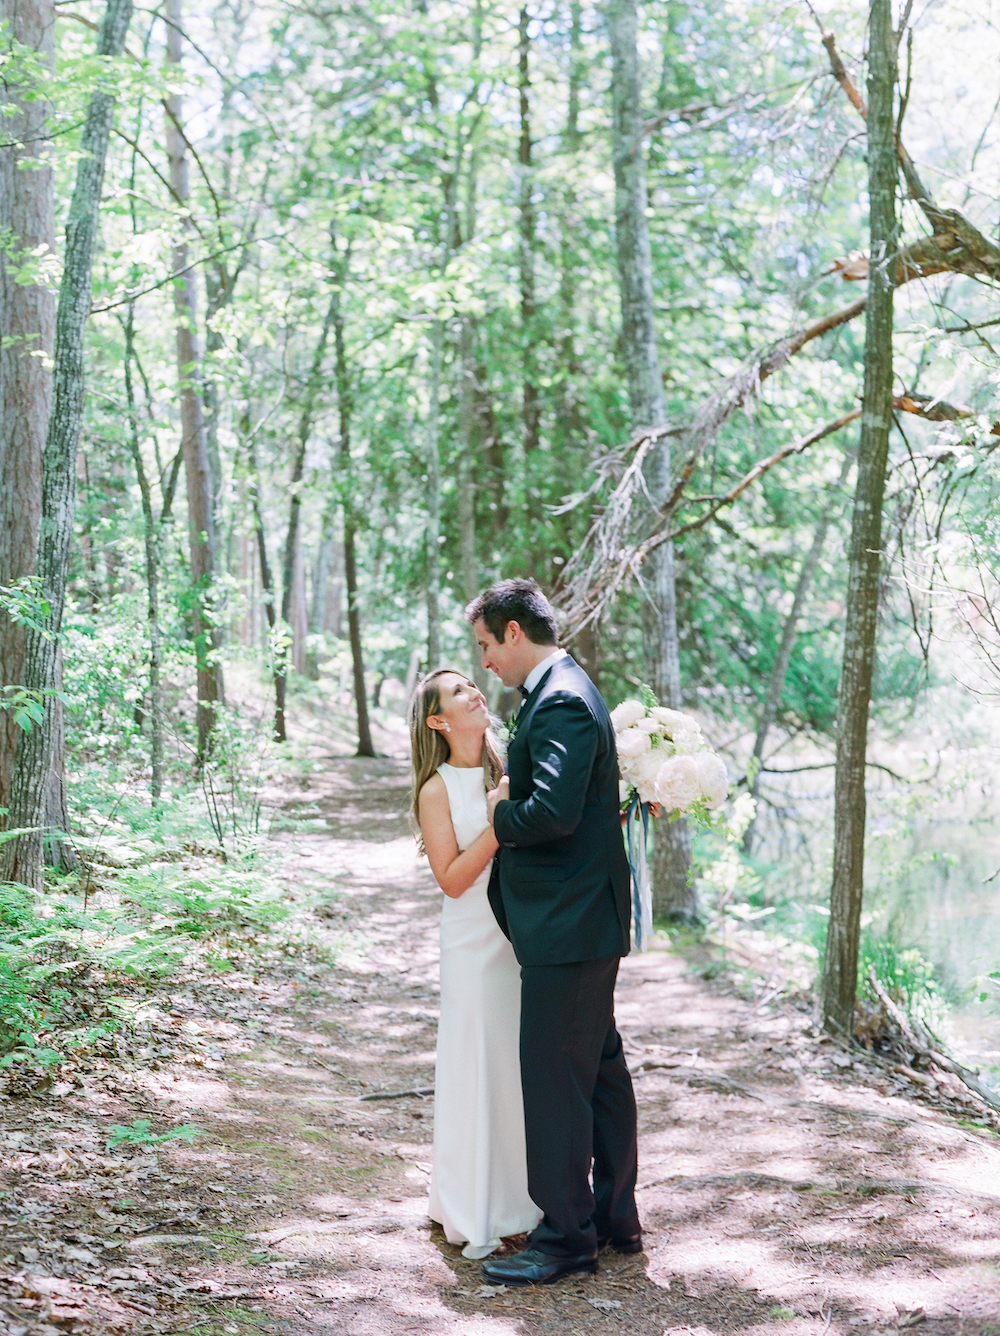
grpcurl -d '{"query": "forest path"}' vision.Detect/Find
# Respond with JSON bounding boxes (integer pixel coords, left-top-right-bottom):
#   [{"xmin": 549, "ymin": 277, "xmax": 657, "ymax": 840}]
[
  {"xmin": 187, "ymin": 755, "xmax": 1000, "ymax": 1336},
  {"xmin": 6, "ymin": 756, "xmax": 1000, "ymax": 1336}
]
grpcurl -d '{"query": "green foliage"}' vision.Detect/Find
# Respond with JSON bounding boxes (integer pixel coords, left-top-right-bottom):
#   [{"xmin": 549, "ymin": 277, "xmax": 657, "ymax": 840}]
[
  {"xmin": 106, "ymin": 1118, "xmax": 201, "ymax": 1151},
  {"xmin": 858, "ymin": 932, "xmax": 948, "ymax": 1034}
]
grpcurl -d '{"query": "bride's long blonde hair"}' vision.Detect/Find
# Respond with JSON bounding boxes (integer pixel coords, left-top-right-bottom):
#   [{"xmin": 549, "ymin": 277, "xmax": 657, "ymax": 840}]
[{"xmin": 408, "ymin": 668, "xmax": 505, "ymax": 852}]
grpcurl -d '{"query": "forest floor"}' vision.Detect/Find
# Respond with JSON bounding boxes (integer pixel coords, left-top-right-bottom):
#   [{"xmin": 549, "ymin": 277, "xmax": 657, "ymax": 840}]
[{"xmin": 4, "ymin": 741, "xmax": 1000, "ymax": 1336}]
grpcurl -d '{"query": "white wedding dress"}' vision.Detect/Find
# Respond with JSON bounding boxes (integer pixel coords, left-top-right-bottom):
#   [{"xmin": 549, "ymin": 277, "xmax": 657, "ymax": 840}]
[{"xmin": 427, "ymin": 762, "xmax": 541, "ymax": 1258}]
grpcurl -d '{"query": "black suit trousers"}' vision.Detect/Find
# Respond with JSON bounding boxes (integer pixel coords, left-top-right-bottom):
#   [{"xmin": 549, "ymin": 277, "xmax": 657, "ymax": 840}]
[{"xmin": 519, "ymin": 956, "xmax": 640, "ymax": 1258}]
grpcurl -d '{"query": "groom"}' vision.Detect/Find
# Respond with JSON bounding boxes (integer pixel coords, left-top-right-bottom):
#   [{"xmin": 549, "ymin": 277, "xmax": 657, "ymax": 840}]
[{"xmin": 466, "ymin": 578, "xmax": 641, "ymax": 1285}]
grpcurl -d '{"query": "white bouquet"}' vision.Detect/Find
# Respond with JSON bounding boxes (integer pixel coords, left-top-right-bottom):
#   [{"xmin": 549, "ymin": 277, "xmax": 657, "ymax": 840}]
[
  {"xmin": 612, "ymin": 691, "xmax": 730, "ymax": 953},
  {"xmin": 611, "ymin": 698, "xmax": 729, "ymax": 817}
]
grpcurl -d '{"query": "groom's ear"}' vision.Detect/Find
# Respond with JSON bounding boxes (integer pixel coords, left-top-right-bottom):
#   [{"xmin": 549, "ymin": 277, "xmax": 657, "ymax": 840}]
[{"xmin": 504, "ymin": 620, "xmax": 523, "ymax": 645}]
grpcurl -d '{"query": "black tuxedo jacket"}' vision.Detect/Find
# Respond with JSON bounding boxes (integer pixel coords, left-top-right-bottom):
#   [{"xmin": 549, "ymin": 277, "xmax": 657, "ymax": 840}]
[{"xmin": 489, "ymin": 654, "xmax": 631, "ymax": 967}]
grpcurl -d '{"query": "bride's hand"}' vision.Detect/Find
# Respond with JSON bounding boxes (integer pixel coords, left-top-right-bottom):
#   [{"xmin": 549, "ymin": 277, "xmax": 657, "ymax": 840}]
[{"xmin": 486, "ymin": 775, "xmax": 509, "ymax": 825}]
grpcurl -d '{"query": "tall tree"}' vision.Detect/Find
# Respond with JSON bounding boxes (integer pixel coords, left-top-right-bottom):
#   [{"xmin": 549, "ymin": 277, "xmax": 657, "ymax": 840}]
[
  {"xmin": 165, "ymin": 0, "xmax": 224, "ymax": 762},
  {"xmin": 606, "ymin": 0, "xmax": 693, "ymax": 921},
  {"xmin": 0, "ymin": 0, "xmax": 75, "ymax": 868},
  {"xmin": 821, "ymin": 0, "xmax": 898, "ymax": 1036},
  {"xmin": 274, "ymin": 282, "xmax": 337, "ymax": 741},
  {"xmin": 331, "ymin": 241, "xmax": 374, "ymax": 757},
  {"xmin": 0, "ymin": 0, "xmax": 53, "ymax": 813},
  {"xmin": 2, "ymin": 0, "xmax": 134, "ymax": 888},
  {"xmin": 517, "ymin": 7, "xmax": 539, "ymax": 458}
]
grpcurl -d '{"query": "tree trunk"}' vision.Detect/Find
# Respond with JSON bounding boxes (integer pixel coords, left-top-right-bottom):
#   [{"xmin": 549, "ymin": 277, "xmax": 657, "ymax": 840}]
[
  {"xmin": 243, "ymin": 424, "xmax": 284, "ymax": 737},
  {"xmin": 331, "ymin": 248, "xmax": 374, "ymax": 759},
  {"xmin": 821, "ymin": 0, "xmax": 897, "ymax": 1038},
  {"xmin": 2, "ymin": 0, "xmax": 134, "ymax": 889},
  {"xmin": 425, "ymin": 317, "xmax": 445, "ymax": 669},
  {"xmin": 518, "ymin": 7, "xmax": 539, "ymax": 458},
  {"xmin": 744, "ymin": 452, "xmax": 852, "ymax": 854},
  {"xmin": 165, "ymin": 0, "xmax": 223, "ymax": 763},
  {"xmin": 124, "ymin": 306, "xmax": 164, "ymax": 803},
  {"xmin": 607, "ymin": 0, "xmax": 693, "ymax": 921},
  {"xmin": 273, "ymin": 285, "xmax": 337, "ymax": 737},
  {"xmin": 307, "ymin": 500, "xmax": 338, "ymax": 678},
  {"xmin": 0, "ymin": 0, "xmax": 74, "ymax": 862}
]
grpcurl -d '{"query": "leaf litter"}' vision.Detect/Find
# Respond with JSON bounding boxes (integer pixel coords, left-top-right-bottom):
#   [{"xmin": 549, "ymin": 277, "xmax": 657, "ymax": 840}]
[{"xmin": 2, "ymin": 748, "xmax": 1000, "ymax": 1333}]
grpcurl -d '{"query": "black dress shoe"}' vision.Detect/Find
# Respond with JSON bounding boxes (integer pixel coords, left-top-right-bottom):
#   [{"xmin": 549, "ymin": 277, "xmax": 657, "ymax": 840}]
[
  {"xmin": 481, "ymin": 1246, "xmax": 599, "ymax": 1287},
  {"xmin": 597, "ymin": 1232, "xmax": 644, "ymax": 1254}
]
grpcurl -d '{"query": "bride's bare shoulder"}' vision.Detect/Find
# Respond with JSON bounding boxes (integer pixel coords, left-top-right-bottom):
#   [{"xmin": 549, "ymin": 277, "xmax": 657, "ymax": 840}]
[{"xmin": 417, "ymin": 770, "xmax": 448, "ymax": 813}]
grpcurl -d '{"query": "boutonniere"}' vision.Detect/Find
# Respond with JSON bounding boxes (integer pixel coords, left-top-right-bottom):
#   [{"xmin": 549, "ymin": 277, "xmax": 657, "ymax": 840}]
[{"xmin": 506, "ymin": 710, "xmax": 521, "ymax": 744}]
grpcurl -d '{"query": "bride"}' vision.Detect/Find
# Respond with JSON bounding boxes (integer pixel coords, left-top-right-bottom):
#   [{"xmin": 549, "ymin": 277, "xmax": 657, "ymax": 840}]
[{"xmin": 409, "ymin": 669, "xmax": 541, "ymax": 1259}]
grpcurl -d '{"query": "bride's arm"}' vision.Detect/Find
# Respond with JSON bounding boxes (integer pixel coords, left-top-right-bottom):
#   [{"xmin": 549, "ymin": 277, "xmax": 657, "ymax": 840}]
[{"xmin": 418, "ymin": 774, "xmax": 499, "ymax": 899}]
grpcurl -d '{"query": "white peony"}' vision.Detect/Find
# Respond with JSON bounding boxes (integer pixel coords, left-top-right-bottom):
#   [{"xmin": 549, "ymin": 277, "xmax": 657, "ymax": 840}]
[
  {"xmin": 650, "ymin": 706, "xmax": 700, "ymax": 736},
  {"xmin": 615, "ymin": 727, "xmax": 650, "ymax": 760},
  {"xmin": 635, "ymin": 715, "xmax": 660, "ymax": 734},
  {"xmin": 629, "ymin": 747, "xmax": 666, "ymax": 802},
  {"xmin": 693, "ymin": 751, "xmax": 729, "ymax": 807},
  {"xmin": 655, "ymin": 755, "xmax": 703, "ymax": 812},
  {"xmin": 670, "ymin": 726, "xmax": 703, "ymax": 755},
  {"xmin": 610, "ymin": 699, "xmax": 646, "ymax": 731}
]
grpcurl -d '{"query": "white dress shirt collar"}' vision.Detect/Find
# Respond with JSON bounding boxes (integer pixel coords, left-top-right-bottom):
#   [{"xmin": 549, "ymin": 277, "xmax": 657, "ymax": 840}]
[{"xmin": 523, "ymin": 647, "xmax": 567, "ymax": 696}]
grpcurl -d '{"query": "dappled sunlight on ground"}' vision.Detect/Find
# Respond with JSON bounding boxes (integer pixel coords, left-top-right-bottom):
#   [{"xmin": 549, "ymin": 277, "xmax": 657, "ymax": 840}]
[{"xmin": 4, "ymin": 752, "xmax": 1000, "ymax": 1334}]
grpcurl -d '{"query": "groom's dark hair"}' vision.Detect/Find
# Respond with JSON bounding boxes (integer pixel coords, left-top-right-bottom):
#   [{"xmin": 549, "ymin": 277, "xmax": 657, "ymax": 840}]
[{"xmin": 466, "ymin": 579, "xmax": 559, "ymax": 646}]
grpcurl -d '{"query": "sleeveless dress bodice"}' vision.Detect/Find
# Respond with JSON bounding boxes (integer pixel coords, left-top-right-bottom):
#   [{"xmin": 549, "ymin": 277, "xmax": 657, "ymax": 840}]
[{"xmin": 428, "ymin": 763, "xmax": 540, "ymax": 1257}]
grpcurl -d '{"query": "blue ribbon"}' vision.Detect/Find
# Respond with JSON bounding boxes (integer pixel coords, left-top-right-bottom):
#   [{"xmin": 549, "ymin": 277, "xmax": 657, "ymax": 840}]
[{"xmin": 625, "ymin": 793, "xmax": 653, "ymax": 952}]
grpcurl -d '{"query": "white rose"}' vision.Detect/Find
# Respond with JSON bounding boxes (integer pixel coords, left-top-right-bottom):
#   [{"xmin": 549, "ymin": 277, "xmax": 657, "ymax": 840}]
[
  {"xmin": 615, "ymin": 727, "xmax": 650, "ymax": 760},
  {"xmin": 655, "ymin": 755, "xmax": 703, "ymax": 813},
  {"xmin": 630, "ymin": 748, "xmax": 665, "ymax": 802},
  {"xmin": 694, "ymin": 751, "xmax": 729, "ymax": 807},
  {"xmin": 610, "ymin": 699, "xmax": 646, "ymax": 731},
  {"xmin": 635, "ymin": 716, "xmax": 660, "ymax": 734},
  {"xmin": 650, "ymin": 706, "xmax": 701, "ymax": 737}
]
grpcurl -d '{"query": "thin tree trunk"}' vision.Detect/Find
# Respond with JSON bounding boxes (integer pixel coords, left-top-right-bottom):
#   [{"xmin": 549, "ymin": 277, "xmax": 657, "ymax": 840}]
[
  {"xmin": 243, "ymin": 424, "xmax": 284, "ymax": 737},
  {"xmin": 124, "ymin": 306, "xmax": 164, "ymax": 803},
  {"xmin": 273, "ymin": 286, "xmax": 337, "ymax": 738},
  {"xmin": 2, "ymin": 0, "xmax": 133, "ymax": 889},
  {"xmin": 331, "ymin": 245, "xmax": 374, "ymax": 758},
  {"xmin": 0, "ymin": 0, "xmax": 73, "ymax": 860},
  {"xmin": 744, "ymin": 453, "xmax": 852, "ymax": 854},
  {"xmin": 457, "ymin": 320, "xmax": 490, "ymax": 693},
  {"xmin": 307, "ymin": 502, "xmax": 337, "ymax": 680},
  {"xmin": 607, "ymin": 0, "xmax": 692, "ymax": 921},
  {"xmin": 425, "ymin": 318, "xmax": 444, "ymax": 669},
  {"xmin": 165, "ymin": 0, "xmax": 223, "ymax": 763},
  {"xmin": 821, "ymin": 0, "xmax": 897, "ymax": 1037},
  {"xmin": 517, "ymin": 7, "xmax": 539, "ymax": 458}
]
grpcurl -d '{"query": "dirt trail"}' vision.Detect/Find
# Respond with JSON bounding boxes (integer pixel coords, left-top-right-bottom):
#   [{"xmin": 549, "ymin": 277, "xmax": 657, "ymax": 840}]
[{"xmin": 5, "ymin": 755, "xmax": 1000, "ymax": 1336}]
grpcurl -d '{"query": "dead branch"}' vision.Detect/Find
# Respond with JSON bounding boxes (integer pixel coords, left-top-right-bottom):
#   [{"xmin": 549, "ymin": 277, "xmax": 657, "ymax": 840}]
[
  {"xmin": 868, "ymin": 968, "xmax": 1000, "ymax": 1114},
  {"xmin": 554, "ymin": 20, "xmax": 1000, "ymax": 632}
]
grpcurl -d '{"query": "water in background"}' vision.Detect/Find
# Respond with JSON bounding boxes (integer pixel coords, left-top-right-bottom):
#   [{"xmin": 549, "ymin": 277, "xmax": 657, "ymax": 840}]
[{"xmin": 871, "ymin": 815, "xmax": 1000, "ymax": 1076}]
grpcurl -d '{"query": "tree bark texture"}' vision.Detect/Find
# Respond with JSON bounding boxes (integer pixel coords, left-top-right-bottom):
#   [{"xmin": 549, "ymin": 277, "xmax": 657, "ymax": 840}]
[
  {"xmin": 821, "ymin": 0, "xmax": 897, "ymax": 1037},
  {"xmin": 166, "ymin": 0, "xmax": 223, "ymax": 762},
  {"xmin": 273, "ymin": 283, "xmax": 337, "ymax": 739},
  {"xmin": 332, "ymin": 253, "xmax": 374, "ymax": 758},
  {"xmin": 2, "ymin": 0, "xmax": 134, "ymax": 888},
  {"xmin": 0, "ymin": 0, "xmax": 64, "ymax": 839},
  {"xmin": 607, "ymin": 0, "xmax": 693, "ymax": 921}
]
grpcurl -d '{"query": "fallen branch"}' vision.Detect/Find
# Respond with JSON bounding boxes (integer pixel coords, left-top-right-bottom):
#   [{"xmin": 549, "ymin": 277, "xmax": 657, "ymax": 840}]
[
  {"xmin": 359, "ymin": 1086, "xmax": 433, "ymax": 1101},
  {"xmin": 868, "ymin": 968, "xmax": 1000, "ymax": 1114}
]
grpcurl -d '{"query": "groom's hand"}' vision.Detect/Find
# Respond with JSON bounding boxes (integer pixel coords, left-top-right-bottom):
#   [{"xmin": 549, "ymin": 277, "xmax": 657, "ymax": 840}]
[{"xmin": 486, "ymin": 775, "xmax": 509, "ymax": 825}]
